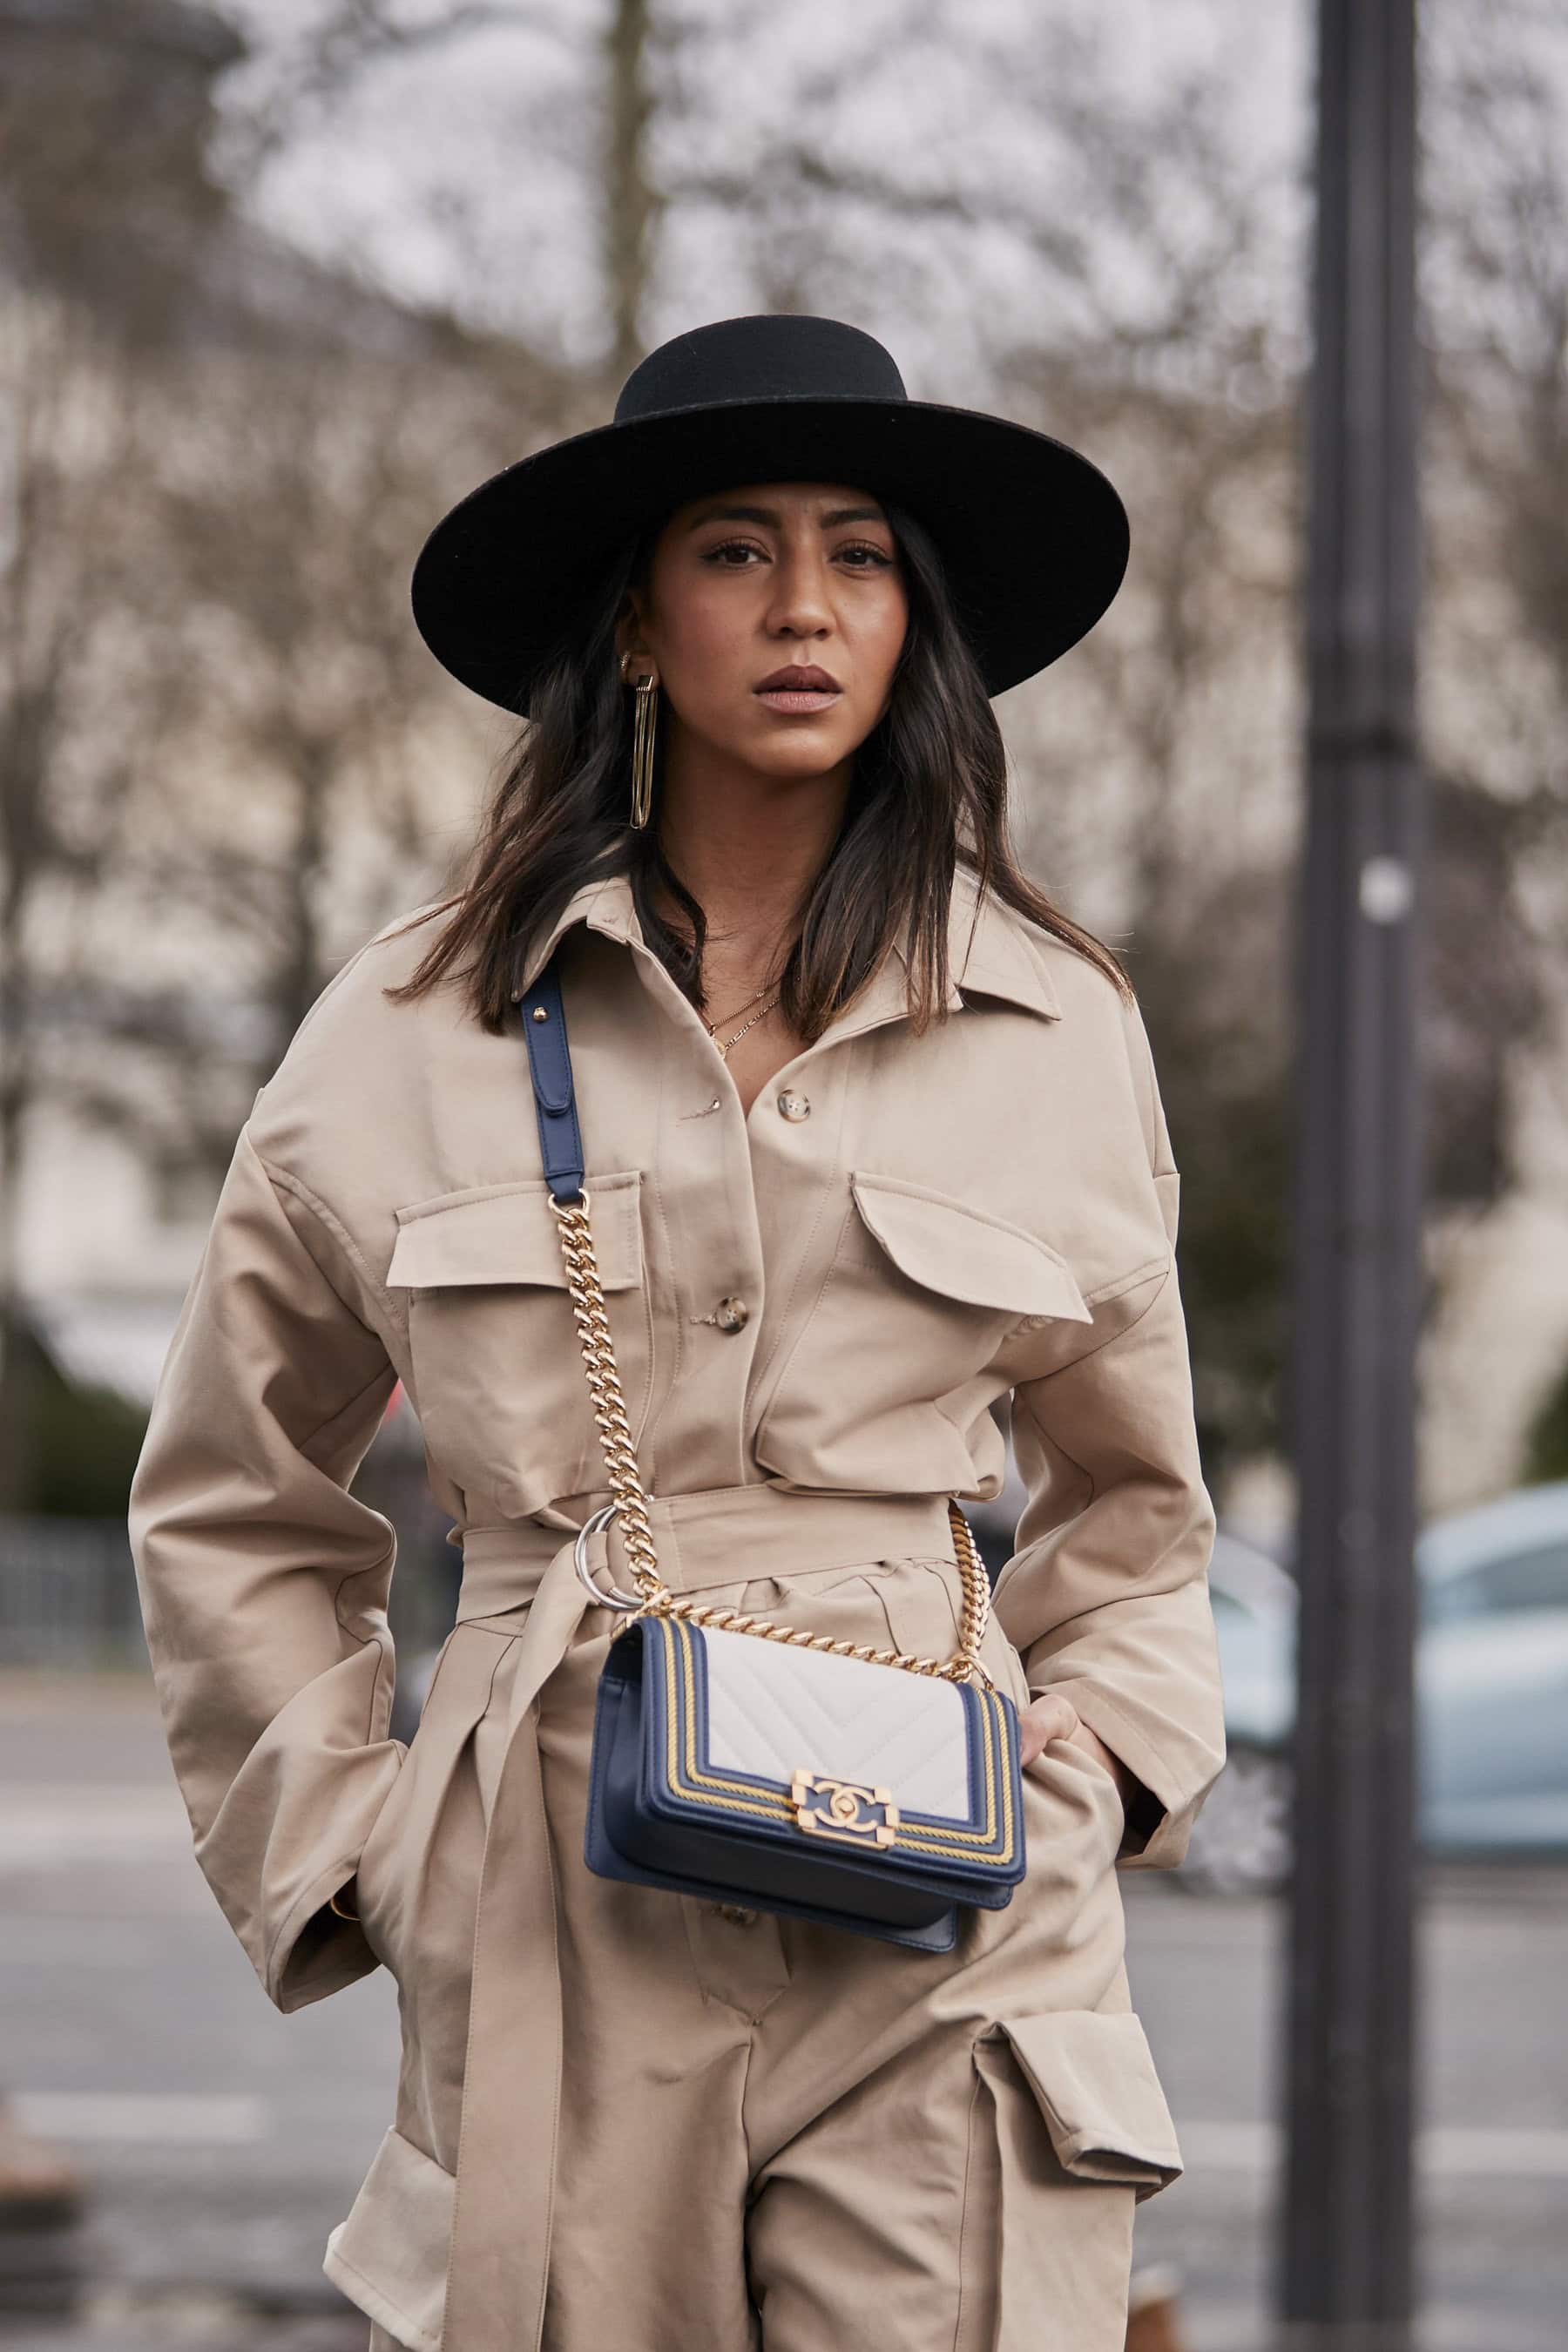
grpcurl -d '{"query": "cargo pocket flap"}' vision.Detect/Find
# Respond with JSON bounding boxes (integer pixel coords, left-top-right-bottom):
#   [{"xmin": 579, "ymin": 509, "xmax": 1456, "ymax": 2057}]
[
  {"xmin": 388, "ymin": 1169, "xmax": 643, "ymax": 1290},
  {"xmin": 323, "ymin": 2123, "xmax": 454, "ymax": 2352},
  {"xmin": 848, "ymin": 1172, "xmax": 1092, "ymax": 1321},
  {"xmin": 998, "ymin": 2009, "xmax": 1183, "ymax": 2200}
]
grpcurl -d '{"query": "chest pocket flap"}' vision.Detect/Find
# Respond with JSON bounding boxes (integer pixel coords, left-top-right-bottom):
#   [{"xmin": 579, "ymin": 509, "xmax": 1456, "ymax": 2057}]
[
  {"xmin": 387, "ymin": 1170, "xmax": 644, "ymax": 1291},
  {"xmin": 848, "ymin": 1172, "xmax": 1091, "ymax": 1323}
]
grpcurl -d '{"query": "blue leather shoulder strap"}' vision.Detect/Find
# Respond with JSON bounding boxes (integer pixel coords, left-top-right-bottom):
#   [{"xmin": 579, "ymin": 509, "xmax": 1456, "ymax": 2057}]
[{"xmin": 518, "ymin": 954, "xmax": 585, "ymax": 1203}]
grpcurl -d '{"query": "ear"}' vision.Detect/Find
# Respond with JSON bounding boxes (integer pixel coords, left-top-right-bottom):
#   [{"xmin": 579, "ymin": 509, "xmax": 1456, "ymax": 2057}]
[{"xmin": 614, "ymin": 588, "xmax": 652, "ymax": 669}]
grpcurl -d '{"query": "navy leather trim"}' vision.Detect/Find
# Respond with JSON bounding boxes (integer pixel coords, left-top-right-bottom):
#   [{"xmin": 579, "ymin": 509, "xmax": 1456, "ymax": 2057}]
[{"xmin": 518, "ymin": 957, "xmax": 585, "ymax": 1203}]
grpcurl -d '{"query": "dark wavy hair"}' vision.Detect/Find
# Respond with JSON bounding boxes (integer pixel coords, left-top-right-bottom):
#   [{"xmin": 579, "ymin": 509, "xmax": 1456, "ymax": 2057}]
[{"xmin": 382, "ymin": 494, "xmax": 1130, "ymax": 1035}]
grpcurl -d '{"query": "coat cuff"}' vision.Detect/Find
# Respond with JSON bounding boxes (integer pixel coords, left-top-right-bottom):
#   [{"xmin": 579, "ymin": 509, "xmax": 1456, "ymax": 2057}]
[
  {"xmin": 267, "ymin": 1865, "xmax": 385, "ymax": 2012},
  {"xmin": 207, "ymin": 1727, "xmax": 409, "ymax": 2013},
  {"xmin": 1024, "ymin": 1672, "xmax": 1225, "ymax": 1871}
]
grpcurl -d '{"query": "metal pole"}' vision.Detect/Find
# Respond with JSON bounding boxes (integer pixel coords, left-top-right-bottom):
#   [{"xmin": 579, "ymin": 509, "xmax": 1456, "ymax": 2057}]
[{"xmin": 1281, "ymin": 0, "xmax": 1423, "ymax": 2340}]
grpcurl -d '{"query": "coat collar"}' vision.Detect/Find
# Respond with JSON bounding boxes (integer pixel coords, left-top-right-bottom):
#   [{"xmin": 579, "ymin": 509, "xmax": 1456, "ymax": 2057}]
[
  {"xmin": 510, "ymin": 863, "xmax": 1062, "ymax": 1027},
  {"xmin": 510, "ymin": 875, "xmax": 641, "ymax": 1002},
  {"xmin": 938, "ymin": 864, "xmax": 1063, "ymax": 1021}
]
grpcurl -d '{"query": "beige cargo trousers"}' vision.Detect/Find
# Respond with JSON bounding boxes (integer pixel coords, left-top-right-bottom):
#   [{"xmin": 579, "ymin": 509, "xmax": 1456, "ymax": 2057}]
[{"xmin": 356, "ymin": 1541, "xmax": 1182, "ymax": 2352}]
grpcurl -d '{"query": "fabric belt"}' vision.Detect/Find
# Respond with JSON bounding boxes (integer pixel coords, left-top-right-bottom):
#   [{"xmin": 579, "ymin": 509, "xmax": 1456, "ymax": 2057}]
[
  {"xmin": 454, "ymin": 1483, "xmax": 959, "ymax": 1624},
  {"xmin": 436, "ymin": 1484, "xmax": 963, "ymax": 2352}
]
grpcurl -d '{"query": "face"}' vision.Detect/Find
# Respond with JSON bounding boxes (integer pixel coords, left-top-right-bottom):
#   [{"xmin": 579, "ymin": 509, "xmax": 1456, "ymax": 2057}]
[{"xmin": 615, "ymin": 480, "xmax": 909, "ymax": 784}]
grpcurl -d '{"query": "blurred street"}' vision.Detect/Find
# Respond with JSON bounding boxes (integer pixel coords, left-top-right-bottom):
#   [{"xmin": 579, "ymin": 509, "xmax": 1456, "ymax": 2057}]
[{"xmin": 2, "ymin": 1671, "xmax": 1564, "ymax": 2352}]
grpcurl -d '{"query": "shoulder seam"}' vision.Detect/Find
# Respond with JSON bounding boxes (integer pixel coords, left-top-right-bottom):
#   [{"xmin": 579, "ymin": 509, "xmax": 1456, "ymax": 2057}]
[{"xmin": 251, "ymin": 1139, "xmax": 395, "ymax": 1331}]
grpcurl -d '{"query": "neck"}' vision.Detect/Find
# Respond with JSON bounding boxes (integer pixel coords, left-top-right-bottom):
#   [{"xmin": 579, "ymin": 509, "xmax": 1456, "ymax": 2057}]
[{"xmin": 653, "ymin": 729, "xmax": 852, "ymax": 963}]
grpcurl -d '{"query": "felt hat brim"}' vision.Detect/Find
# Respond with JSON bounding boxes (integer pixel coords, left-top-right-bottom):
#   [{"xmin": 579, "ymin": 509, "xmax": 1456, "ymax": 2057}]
[{"xmin": 410, "ymin": 391, "xmax": 1129, "ymax": 713}]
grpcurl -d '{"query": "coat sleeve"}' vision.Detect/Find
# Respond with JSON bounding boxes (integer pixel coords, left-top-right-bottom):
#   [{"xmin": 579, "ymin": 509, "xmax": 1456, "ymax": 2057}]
[
  {"xmin": 991, "ymin": 997, "xmax": 1227, "ymax": 1871},
  {"xmin": 128, "ymin": 1122, "xmax": 407, "ymax": 2011}
]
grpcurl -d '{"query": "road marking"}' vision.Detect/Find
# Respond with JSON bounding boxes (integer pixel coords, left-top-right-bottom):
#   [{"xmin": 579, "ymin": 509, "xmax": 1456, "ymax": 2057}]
[
  {"xmin": 1179, "ymin": 2120, "xmax": 1568, "ymax": 2178},
  {"xmin": 0, "ymin": 1788, "xmax": 191, "ymax": 1868},
  {"xmin": 1422, "ymin": 2126, "xmax": 1568, "ymax": 2177},
  {"xmin": 12, "ymin": 2092, "xmax": 268, "ymax": 2145},
  {"xmin": 13, "ymin": 2095, "xmax": 1565, "ymax": 2173}
]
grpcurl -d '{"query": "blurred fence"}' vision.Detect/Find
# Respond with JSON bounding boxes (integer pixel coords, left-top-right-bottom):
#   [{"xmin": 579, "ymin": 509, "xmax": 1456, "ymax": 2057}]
[
  {"xmin": 0, "ymin": 1513, "xmax": 456, "ymax": 1672},
  {"xmin": 0, "ymin": 1517, "xmax": 143, "ymax": 1668}
]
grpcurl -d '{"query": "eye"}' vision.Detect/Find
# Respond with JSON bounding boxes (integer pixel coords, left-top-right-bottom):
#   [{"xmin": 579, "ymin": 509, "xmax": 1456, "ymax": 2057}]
[{"xmin": 700, "ymin": 536, "xmax": 896, "ymax": 570}]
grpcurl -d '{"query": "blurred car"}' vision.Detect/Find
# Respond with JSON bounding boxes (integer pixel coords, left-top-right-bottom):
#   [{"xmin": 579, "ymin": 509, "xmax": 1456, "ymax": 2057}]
[{"xmin": 1183, "ymin": 1483, "xmax": 1568, "ymax": 1893}]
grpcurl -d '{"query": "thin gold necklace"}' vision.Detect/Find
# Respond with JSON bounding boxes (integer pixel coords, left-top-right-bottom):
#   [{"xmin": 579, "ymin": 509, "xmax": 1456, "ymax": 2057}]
[
  {"xmin": 704, "ymin": 988, "xmax": 781, "ymax": 1059},
  {"xmin": 706, "ymin": 979, "xmax": 771, "ymax": 1029}
]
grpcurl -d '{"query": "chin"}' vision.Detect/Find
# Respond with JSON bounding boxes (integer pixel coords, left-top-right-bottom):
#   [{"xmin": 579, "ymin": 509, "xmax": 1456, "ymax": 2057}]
[
  {"xmin": 752, "ymin": 745, "xmax": 855, "ymax": 785},
  {"xmin": 747, "ymin": 721, "xmax": 860, "ymax": 768}
]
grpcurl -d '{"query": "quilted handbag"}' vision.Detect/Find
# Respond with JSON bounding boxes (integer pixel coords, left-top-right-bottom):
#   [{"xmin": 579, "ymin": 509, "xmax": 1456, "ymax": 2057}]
[{"xmin": 521, "ymin": 953, "xmax": 1027, "ymax": 1952}]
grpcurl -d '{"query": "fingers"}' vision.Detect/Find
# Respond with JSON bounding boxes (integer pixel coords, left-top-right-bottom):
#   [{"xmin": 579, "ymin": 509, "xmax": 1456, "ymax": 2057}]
[{"xmin": 1017, "ymin": 1690, "xmax": 1081, "ymax": 1767}]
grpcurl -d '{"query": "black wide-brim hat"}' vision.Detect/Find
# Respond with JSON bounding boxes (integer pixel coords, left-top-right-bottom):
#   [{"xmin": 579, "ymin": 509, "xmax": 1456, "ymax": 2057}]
[{"xmin": 410, "ymin": 314, "xmax": 1129, "ymax": 713}]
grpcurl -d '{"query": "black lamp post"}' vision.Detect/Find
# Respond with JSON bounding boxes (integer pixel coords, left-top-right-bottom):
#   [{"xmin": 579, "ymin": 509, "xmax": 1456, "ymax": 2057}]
[{"xmin": 1281, "ymin": 0, "xmax": 1424, "ymax": 2338}]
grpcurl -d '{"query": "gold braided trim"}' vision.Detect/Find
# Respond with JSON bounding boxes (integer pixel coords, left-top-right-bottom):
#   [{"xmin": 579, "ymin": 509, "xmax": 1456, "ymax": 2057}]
[{"xmin": 548, "ymin": 1190, "xmax": 995, "ymax": 1681}]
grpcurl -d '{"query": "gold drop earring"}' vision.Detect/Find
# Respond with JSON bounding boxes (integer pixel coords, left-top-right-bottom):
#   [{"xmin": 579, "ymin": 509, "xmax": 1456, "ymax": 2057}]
[{"xmin": 619, "ymin": 651, "xmax": 659, "ymax": 829}]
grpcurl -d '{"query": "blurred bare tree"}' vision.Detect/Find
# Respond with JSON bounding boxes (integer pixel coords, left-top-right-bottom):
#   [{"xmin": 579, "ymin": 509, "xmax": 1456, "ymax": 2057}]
[
  {"xmin": 0, "ymin": 1, "xmax": 567, "ymax": 1504},
  {"xmin": 70, "ymin": 330, "xmax": 559, "ymax": 1174},
  {"xmin": 1423, "ymin": 2, "xmax": 1567, "ymax": 1179},
  {"xmin": 0, "ymin": 0, "xmax": 248, "ymax": 1502}
]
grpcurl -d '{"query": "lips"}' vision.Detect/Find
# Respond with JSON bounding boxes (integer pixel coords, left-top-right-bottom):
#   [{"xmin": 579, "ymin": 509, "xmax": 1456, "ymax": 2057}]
[
  {"xmin": 754, "ymin": 666, "xmax": 841, "ymax": 693},
  {"xmin": 754, "ymin": 665, "xmax": 843, "ymax": 716}
]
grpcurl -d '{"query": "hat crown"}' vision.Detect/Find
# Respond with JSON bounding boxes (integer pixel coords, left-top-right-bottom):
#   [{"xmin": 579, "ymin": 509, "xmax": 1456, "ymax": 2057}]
[{"xmin": 613, "ymin": 314, "xmax": 907, "ymax": 425}]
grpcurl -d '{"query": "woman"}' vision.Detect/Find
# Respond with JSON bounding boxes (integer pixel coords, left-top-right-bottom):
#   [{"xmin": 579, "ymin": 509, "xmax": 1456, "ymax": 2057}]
[{"xmin": 130, "ymin": 314, "xmax": 1226, "ymax": 2352}]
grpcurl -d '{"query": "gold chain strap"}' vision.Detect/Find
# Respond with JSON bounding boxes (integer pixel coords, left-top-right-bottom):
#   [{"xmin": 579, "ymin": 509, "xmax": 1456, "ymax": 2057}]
[{"xmin": 548, "ymin": 1192, "xmax": 994, "ymax": 1685}]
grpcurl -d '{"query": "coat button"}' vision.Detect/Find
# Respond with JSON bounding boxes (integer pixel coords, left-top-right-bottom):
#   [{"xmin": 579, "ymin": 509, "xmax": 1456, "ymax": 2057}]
[
  {"xmin": 777, "ymin": 1090, "xmax": 811, "ymax": 1121},
  {"xmin": 714, "ymin": 1296, "xmax": 749, "ymax": 1333}
]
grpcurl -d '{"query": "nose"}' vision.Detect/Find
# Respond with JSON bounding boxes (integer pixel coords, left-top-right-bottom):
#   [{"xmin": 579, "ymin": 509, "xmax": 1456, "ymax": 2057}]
[{"xmin": 765, "ymin": 538, "xmax": 835, "ymax": 640}]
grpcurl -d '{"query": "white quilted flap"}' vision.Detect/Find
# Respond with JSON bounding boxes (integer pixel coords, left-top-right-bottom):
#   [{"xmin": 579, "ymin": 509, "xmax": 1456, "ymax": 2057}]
[{"xmin": 700, "ymin": 1625, "xmax": 973, "ymax": 1820}]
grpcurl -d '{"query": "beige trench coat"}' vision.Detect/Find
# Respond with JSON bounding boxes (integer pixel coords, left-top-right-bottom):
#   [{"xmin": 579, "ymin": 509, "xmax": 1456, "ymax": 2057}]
[{"xmin": 129, "ymin": 864, "xmax": 1227, "ymax": 2350}]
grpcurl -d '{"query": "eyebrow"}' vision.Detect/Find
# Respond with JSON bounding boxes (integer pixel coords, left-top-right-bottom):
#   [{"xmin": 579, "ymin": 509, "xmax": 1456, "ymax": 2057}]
[{"xmin": 684, "ymin": 501, "xmax": 889, "ymax": 532}]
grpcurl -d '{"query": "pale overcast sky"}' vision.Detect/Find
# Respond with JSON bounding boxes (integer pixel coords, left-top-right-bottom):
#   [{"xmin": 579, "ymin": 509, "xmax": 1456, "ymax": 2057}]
[{"xmin": 212, "ymin": 0, "xmax": 1311, "ymax": 386}]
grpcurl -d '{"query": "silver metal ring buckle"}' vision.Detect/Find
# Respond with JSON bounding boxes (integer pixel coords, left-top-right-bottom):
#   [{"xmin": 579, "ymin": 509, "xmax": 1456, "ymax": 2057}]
[{"xmin": 572, "ymin": 1502, "xmax": 641, "ymax": 1612}]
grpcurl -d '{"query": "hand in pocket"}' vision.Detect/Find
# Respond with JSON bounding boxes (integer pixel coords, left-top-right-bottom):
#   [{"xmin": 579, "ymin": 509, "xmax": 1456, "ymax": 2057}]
[{"xmin": 1018, "ymin": 1693, "xmax": 1130, "ymax": 1819}]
